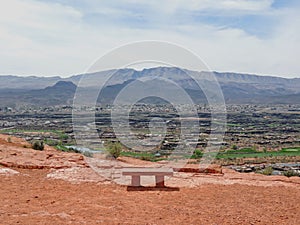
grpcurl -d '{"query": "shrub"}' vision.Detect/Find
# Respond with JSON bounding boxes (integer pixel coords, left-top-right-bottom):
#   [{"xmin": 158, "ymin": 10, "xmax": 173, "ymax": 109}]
[
  {"xmin": 55, "ymin": 145, "xmax": 80, "ymax": 153},
  {"xmin": 232, "ymin": 144, "xmax": 238, "ymax": 150},
  {"xmin": 32, "ymin": 140, "xmax": 44, "ymax": 151},
  {"xmin": 260, "ymin": 166, "xmax": 273, "ymax": 176},
  {"xmin": 106, "ymin": 142, "xmax": 122, "ymax": 159},
  {"xmin": 7, "ymin": 137, "xmax": 12, "ymax": 143},
  {"xmin": 140, "ymin": 155, "xmax": 155, "ymax": 161},
  {"xmin": 283, "ymin": 170, "xmax": 300, "ymax": 177},
  {"xmin": 193, "ymin": 149, "xmax": 203, "ymax": 159},
  {"xmin": 59, "ymin": 133, "xmax": 69, "ymax": 141}
]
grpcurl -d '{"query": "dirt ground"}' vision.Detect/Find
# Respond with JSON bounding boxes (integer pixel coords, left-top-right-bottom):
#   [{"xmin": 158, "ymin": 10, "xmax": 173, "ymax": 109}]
[
  {"xmin": 0, "ymin": 134, "xmax": 300, "ymax": 224},
  {"xmin": 1, "ymin": 168, "xmax": 299, "ymax": 225}
]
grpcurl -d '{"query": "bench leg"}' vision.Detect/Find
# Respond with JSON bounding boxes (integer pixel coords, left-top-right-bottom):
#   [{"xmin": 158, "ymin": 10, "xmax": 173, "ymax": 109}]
[
  {"xmin": 131, "ymin": 175, "xmax": 141, "ymax": 186},
  {"xmin": 155, "ymin": 175, "xmax": 165, "ymax": 187}
]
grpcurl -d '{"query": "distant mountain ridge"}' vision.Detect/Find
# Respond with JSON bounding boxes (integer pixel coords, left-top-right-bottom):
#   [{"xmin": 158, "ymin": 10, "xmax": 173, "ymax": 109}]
[
  {"xmin": 0, "ymin": 67, "xmax": 299, "ymax": 106},
  {"xmin": 0, "ymin": 75, "xmax": 62, "ymax": 90},
  {"xmin": 0, "ymin": 81, "xmax": 76, "ymax": 107},
  {"xmin": 1, "ymin": 68, "xmax": 299, "ymax": 90}
]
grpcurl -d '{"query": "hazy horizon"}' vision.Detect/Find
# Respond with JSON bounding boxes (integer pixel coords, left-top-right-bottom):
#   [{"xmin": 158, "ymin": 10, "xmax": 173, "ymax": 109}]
[{"xmin": 0, "ymin": 66, "xmax": 299, "ymax": 79}]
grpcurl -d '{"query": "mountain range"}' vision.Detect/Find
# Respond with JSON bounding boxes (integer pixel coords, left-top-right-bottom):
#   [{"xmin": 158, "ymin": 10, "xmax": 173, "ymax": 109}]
[{"xmin": 0, "ymin": 67, "xmax": 299, "ymax": 107}]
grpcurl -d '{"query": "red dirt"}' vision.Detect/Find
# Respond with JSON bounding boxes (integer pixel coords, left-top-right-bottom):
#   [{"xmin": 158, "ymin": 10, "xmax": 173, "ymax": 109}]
[
  {"xmin": 1, "ymin": 134, "xmax": 300, "ymax": 224},
  {"xmin": 0, "ymin": 134, "xmax": 88, "ymax": 169}
]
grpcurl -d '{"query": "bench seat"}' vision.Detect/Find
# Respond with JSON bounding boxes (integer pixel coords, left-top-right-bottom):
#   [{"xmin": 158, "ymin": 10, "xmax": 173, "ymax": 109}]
[{"xmin": 122, "ymin": 167, "xmax": 174, "ymax": 187}]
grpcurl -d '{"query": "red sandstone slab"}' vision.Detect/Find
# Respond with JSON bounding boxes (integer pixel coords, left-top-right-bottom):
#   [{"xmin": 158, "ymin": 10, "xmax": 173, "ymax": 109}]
[{"xmin": 122, "ymin": 167, "xmax": 174, "ymax": 176}]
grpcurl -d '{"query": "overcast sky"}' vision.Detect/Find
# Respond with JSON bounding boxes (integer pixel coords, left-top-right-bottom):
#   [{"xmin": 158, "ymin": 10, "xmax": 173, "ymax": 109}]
[{"xmin": 0, "ymin": 0, "xmax": 299, "ymax": 78}]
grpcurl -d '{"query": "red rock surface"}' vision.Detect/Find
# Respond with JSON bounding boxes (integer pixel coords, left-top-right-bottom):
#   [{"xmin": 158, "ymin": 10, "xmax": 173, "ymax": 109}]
[
  {"xmin": 0, "ymin": 134, "xmax": 88, "ymax": 169},
  {"xmin": 174, "ymin": 163, "xmax": 222, "ymax": 174},
  {"xmin": 1, "ymin": 169, "xmax": 300, "ymax": 224},
  {"xmin": 1, "ymin": 134, "xmax": 300, "ymax": 224}
]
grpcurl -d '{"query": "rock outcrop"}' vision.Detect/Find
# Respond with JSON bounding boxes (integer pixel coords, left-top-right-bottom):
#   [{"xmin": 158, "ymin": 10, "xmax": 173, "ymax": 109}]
[{"xmin": 0, "ymin": 134, "xmax": 88, "ymax": 169}]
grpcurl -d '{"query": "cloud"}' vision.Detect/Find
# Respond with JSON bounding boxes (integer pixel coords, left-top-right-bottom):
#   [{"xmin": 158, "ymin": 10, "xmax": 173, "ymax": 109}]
[
  {"xmin": 113, "ymin": 0, "xmax": 273, "ymax": 13},
  {"xmin": 0, "ymin": 0, "xmax": 299, "ymax": 78}
]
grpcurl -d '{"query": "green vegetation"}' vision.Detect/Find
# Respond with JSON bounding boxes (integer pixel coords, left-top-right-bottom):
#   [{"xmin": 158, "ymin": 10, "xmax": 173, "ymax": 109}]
[
  {"xmin": 231, "ymin": 144, "xmax": 238, "ymax": 150},
  {"xmin": 106, "ymin": 142, "xmax": 122, "ymax": 159},
  {"xmin": 226, "ymin": 148, "xmax": 256, "ymax": 153},
  {"xmin": 0, "ymin": 128, "xmax": 96, "ymax": 159},
  {"xmin": 0, "ymin": 129, "xmax": 69, "ymax": 141},
  {"xmin": 118, "ymin": 146, "xmax": 300, "ymax": 162},
  {"xmin": 2, "ymin": 128, "xmax": 299, "ymax": 162},
  {"xmin": 215, "ymin": 147, "xmax": 300, "ymax": 159},
  {"xmin": 120, "ymin": 151, "xmax": 165, "ymax": 162},
  {"xmin": 283, "ymin": 170, "xmax": 300, "ymax": 177},
  {"xmin": 55, "ymin": 145, "xmax": 80, "ymax": 153},
  {"xmin": 259, "ymin": 166, "xmax": 273, "ymax": 176},
  {"xmin": 1, "ymin": 128, "xmax": 74, "ymax": 153},
  {"xmin": 32, "ymin": 140, "xmax": 44, "ymax": 151},
  {"xmin": 191, "ymin": 149, "xmax": 203, "ymax": 159},
  {"xmin": 58, "ymin": 133, "xmax": 69, "ymax": 140}
]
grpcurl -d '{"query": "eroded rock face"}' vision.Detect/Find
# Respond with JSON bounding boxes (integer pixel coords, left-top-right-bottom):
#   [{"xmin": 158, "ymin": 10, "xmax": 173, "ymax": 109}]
[
  {"xmin": 0, "ymin": 167, "xmax": 19, "ymax": 175},
  {"xmin": 0, "ymin": 134, "xmax": 88, "ymax": 169},
  {"xmin": 1, "ymin": 134, "xmax": 300, "ymax": 189},
  {"xmin": 173, "ymin": 164, "xmax": 222, "ymax": 174}
]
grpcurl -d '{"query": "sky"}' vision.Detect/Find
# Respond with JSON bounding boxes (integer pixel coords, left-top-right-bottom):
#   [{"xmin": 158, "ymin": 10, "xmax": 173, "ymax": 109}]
[{"xmin": 0, "ymin": 0, "xmax": 299, "ymax": 78}]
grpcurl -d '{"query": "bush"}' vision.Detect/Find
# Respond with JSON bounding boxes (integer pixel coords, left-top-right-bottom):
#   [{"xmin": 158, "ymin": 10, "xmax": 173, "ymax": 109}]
[
  {"xmin": 140, "ymin": 155, "xmax": 154, "ymax": 161},
  {"xmin": 283, "ymin": 170, "xmax": 300, "ymax": 177},
  {"xmin": 232, "ymin": 144, "xmax": 238, "ymax": 150},
  {"xmin": 7, "ymin": 137, "xmax": 12, "ymax": 143},
  {"xmin": 260, "ymin": 166, "xmax": 273, "ymax": 176},
  {"xmin": 193, "ymin": 149, "xmax": 203, "ymax": 159},
  {"xmin": 32, "ymin": 140, "xmax": 44, "ymax": 151},
  {"xmin": 106, "ymin": 142, "xmax": 122, "ymax": 159}
]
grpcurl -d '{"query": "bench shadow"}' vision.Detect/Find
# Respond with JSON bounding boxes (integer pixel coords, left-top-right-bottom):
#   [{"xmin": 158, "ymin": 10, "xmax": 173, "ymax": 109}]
[{"xmin": 126, "ymin": 186, "xmax": 180, "ymax": 192}]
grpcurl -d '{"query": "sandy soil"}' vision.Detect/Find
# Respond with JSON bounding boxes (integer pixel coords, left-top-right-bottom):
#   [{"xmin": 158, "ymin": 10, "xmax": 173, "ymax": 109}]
[{"xmin": 0, "ymin": 134, "xmax": 300, "ymax": 224}]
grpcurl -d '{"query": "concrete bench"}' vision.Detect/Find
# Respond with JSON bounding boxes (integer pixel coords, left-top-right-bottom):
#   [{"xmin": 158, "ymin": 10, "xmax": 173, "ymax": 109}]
[{"xmin": 122, "ymin": 167, "xmax": 174, "ymax": 187}]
